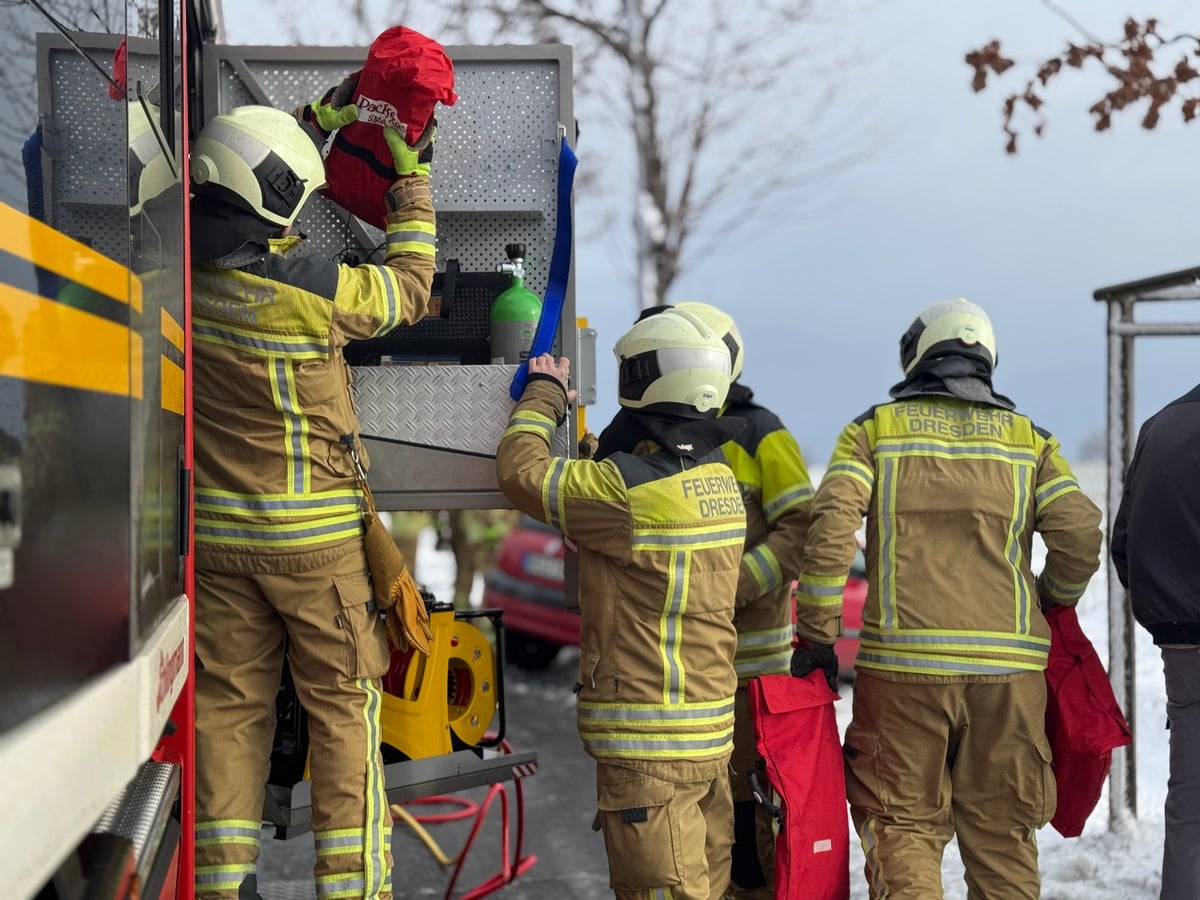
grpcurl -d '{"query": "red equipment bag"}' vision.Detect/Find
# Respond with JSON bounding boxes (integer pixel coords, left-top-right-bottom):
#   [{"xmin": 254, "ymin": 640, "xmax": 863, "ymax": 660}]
[
  {"xmin": 1043, "ymin": 603, "xmax": 1133, "ymax": 837},
  {"xmin": 749, "ymin": 673, "xmax": 850, "ymax": 900},
  {"xmin": 320, "ymin": 26, "xmax": 457, "ymax": 229}
]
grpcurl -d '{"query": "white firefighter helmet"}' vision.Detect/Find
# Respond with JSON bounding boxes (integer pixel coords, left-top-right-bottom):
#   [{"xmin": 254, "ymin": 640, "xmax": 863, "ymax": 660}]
[
  {"xmin": 674, "ymin": 301, "xmax": 744, "ymax": 381},
  {"xmin": 614, "ymin": 306, "xmax": 733, "ymax": 417},
  {"xmin": 191, "ymin": 105, "xmax": 326, "ymax": 228},
  {"xmin": 898, "ymin": 298, "xmax": 998, "ymax": 376},
  {"xmin": 128, "ymin": 101, "xmax": 179, "ymax": 218}
]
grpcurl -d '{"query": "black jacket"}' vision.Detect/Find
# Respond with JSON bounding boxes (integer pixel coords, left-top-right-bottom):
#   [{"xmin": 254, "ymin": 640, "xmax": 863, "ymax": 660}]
[{"xmin": 1111, "ymin": 383, "xmax": 1200, "ymax": 644}]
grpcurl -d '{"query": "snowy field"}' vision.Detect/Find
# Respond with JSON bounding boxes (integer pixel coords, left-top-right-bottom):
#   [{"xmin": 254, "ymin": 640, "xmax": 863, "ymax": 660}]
[{"xmin": 413, "ymin": 462, "xmax": 1168, "ymax": 898}]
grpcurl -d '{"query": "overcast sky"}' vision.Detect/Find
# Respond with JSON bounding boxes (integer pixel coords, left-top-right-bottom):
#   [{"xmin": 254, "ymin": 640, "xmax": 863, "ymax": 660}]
[{"xmin": 227, "ymin": 0, "xmax": 1200, "ymax": 468}]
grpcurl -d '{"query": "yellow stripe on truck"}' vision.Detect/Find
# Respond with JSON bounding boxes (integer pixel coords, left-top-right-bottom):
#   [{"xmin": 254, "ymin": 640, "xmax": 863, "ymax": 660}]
[
  {"xmin": 0, "ymin": 283, "xmax": 136, "ymax": 397},
  {"xmin": 0, "ymin": 202, "xmax": 131, "ymax": 306}
]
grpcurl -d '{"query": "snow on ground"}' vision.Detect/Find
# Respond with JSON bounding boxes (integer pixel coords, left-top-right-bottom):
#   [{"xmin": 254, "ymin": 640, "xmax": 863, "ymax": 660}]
[{"xmin": 411, "ymin": 460, "xmax": 1170, "ymax": 897}]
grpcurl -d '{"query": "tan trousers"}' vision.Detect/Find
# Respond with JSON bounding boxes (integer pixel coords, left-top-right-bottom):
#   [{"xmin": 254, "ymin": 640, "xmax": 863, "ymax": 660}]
[
  {"xmin": 595, "ymin": 760, "xmax": 734, "ymax": 900},
  {"xmin": 726, "ymin": 685, "xmax": 774, "ymax": 899},
  {"xmin": 194, "ymin": 547, "xmax": 393, "ymax": 900},
  {"xmin": 844, "ymin": 672, "xmax": 1055, "ymax": 900}
]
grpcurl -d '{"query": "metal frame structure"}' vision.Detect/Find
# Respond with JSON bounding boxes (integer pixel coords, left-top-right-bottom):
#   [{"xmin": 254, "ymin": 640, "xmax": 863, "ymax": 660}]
[{"xmin": 1093, "ymin": 264, "xmax": 1200, "ymax": 821}]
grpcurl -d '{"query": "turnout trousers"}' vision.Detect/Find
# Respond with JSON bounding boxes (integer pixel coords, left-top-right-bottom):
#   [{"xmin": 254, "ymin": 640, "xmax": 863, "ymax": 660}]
[
  {"xmin": 843, "ymin": 671, "xmax": 1055, "ymax": 900},
  {"xmin": 193, "ymin": 545, "xmax": 394, "ymax": 900},
  {"xmin": 594, "ymin": 759, "xmax": 734, "ymax": 900},
  {"xmin": 1161, "ymin": 645, "xmax": 1200, "ymax": 900}
]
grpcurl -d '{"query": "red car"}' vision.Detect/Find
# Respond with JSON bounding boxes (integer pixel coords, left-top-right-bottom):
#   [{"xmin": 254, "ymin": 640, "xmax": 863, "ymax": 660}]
[{"xmin": 484, "ymin": 515, "xmax": 868, "ymax": 681}]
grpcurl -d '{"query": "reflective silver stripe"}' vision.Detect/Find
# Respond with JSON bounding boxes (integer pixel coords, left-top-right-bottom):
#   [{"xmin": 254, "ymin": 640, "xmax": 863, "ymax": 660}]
[
  {"xmin": 545, "ymin": 456, "xmax": 567, "ymax": 529},
  {"xmin": 828, "ymin": 459, "xmax": 874, "ymax": 489},
  {"xmin": 859, "ymin": 629, "xmax": 1049, "ymax": 653},
  {"xmin": 506, "ymin": 413, "xmax": 556, "ymax": 441},
  {"xmin": 745, "ymin": 544, "xmax": 781, "ymax": 593},
  {"xmin": 664, "ymin": 551, "xmax": 685, "ymax": 702},
  {"xmin": 316, "ymin": 872, "xmax": 366, "ymax": 897},
  {"xmin": 875, "ymin": 438, "xmax": 1038, "ymax": 464},
  {"xmin": 631, "ymin": 526, "xmax": 746, "ymax": 549},
  {"xmin": 1008, "ymin": 466, "xmax": 1032, "ymax": 631},
  {"xmin": 734, "ymin": 650, "xmax": 792, "ymax": 677},
  {"xmin": 582, "ymin": 733, "xmax": 733, "ymax": 753},
  {"xmin": 386, "ymin": 228, "xmax": 436, "ymax": 247},
  {"xmin": 879, "ymin": 456, "xmax": 897, "ymax": 630},
  {"xmin": 578, "ymin": 700, "xmax": 735, "ymax": 722},
  {"xmin": 361, "ymin": 677, "xmax": 389, "ymax": 897},
  {"xmin": 195, "ymin": 863, "xmax": 256, "ymax": 889},
  {"xmin": 194, "ymin": 516, "xmax": 362, "ymax": 542},
  {"xmin": 194, "ymin": 489, "xmax": 360, "ymax": 513},
  {"xmin": 194, "ymin": 821, "xmax": 261, "ymax": 841},
  {"xmin": 736, "ymin": 626, "xmax": 795, "ymax": 650},
  {"xmin": 1041, "ymin": 571, "xmax": 1088, "ymax": 601},
  {"xmin": 370, "ymin": 265, "xmax": 400, "ymax": 333},
  {"xmin": 860, "ymin": 817, "xmax": 888, "ymax": 897},
  {"xmin": 314, "ymin": 831, "xmax": 363, "ymax": 854},
  {"xmin": 763, "ymin": 484, "xmax": 813, "ymax": 520},
  {"xmin": 858, "ymin": 651, "xmax": 1034, "ymax": 675},
  {"xmin": 1035, "ymin": 475, "xmax": 1080, "ymax": 508},
  {"xmin": 194, "ymin": 320, "xmax": 329, "ymax": 356},
  {"xmin": 271, "ymin": 357, "xmax": 306, "ymax": 494},
  {"xmin": 795, "ymin": 580, "xmax": 842, "ymax": 597}
]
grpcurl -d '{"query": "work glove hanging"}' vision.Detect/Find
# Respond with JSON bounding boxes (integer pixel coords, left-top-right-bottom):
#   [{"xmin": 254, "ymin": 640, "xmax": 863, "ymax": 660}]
[
  {"xmin": 790, "ymin": 641, "xmax": 839, "ymax": 693},
  {"xmin": 383, "ymin": 115, "xmax": 436, "ymax": 177},
  {"xmin": 294, "ymin": 72, "xmax": 361, "ymax": 146},
  {"xmin": 363, "ymin": 508, "xmax": 434, "ymax": 655}
]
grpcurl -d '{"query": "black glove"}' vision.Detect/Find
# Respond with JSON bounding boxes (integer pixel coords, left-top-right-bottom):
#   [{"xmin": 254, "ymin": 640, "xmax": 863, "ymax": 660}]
[{"xmin": 790, "ymin": 642, "xmax": 838, "ymax": 692}]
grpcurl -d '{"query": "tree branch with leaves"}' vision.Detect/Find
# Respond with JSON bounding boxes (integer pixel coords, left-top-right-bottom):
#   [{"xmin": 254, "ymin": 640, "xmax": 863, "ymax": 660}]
[{"xmin": 967, "ymin": 5, "xmax": 1200, "ymax": 154}]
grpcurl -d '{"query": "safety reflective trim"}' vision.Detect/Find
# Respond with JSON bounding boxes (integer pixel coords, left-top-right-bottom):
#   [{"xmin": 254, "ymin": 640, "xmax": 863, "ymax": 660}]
[
  {"xmin": 194, "ymin": 513, "xmax": 363, "ymax": 547},
  {"xmin": 193, "ymin": 319, "xmax": 331, "ymax": 358},
  {"xmin": 744, "ymin": 544, "xmax": 782, "ymax": 594},
  {"xmin": 878, "ymin": 457, "xmax": 898, "ymax": 630},
  {"xmin": 795, "ymin": 573, "xmax": 844, "ymax": 594},
  {"xmin": 1035, "ymin": 474, "xmax": 1080, "ymax": 511},
  {"xmin": 315, "ymin": 871, "xmax": 368, "ymax": 898},
  {"xmin": 194, "ymin": 819, "xmax": 262, "ymax": 846},
  {"xmin": 194, "ymin": 488, "xmax": 361, "ymax": 516},
  {"xmin": 505, "ymin": 412, "xmax": 557, "ymax": 443},
  {"xmin": 1007, "ymin": 465, "xmax": 1033, "ymax": 631},
  {"xmin": 659, "ymin": 551, "xmax": 687, "ymax": 703},
  {"xmin": 365, "ymin": 265, "xmax": 401, "ymax": 334},
  {"xmin": 734, "ymin": 649, "xmax": 792, "ymax": 677},
  {"xmin": 358, "ymin": 677, "xmax": 390, "ymax": 898},
  {"xmin": 826, "ymin": 459, "xmax": 874, "ymax": 491},
  {"xmin": 314, "ymin": 828, "xmax": 365, "ymax": 855},
  {"xmin": 874, "ymin": 437, "xmax": 1038, "ymax": 465},
  {"xmin": 385, "ymin": 222, "xmax": 437, "ymax": 257},
  {"xmin": 860, "ymin": 817, "xmax": 889, "ymax": 898},
  {"xmin": 194, "ymin": 862, "xmax": 257, "ymax": 891},
  {"xmin": 1040, "ymin": 571, "xmax": 1089, "ymax": 602},
  {"xmin": 630, "ymin": 525, "xmax": 746, "ymax": 551},
  {"xmin": 543, "ymin": 456, "xmax": 568, "ymax": 530},
  {"xmin": 578, "ymin": 698, "xmax": 735, "ymax": 722},
  {"xmin": 763, "ymin": 483, "xmax": 814, "ymax": 521},
  {"xmin": 580, "ymin": 729, "xmax": 734, "ymax": 757},
  {"xmin": 858, "ymin": 629, "xmax": 1049, "ymax": 653},
  {"xmin": 736, "ymin": 625, "xmax": 795, "ymax": 651},
  {"xmin": 268, "ymin": 357, "xmax": 308, "ymax": 494},
  {"xmin": 857, "ymin": 650, "xmax": 1042, "ymax": 676}
]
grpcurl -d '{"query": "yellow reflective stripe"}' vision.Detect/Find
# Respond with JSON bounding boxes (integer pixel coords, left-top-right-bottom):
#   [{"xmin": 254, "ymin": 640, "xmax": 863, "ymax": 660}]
[
  {"xmin": 631, "ymin": 523, "xmax": 746, "ymax": 551},
  {"xmin": 826, "ymin": 459, "xmax": 874, "ymax": 491},
  {"xmin": 1, "ymin": 284, "xmax": 137, "ymax": 396},
  {"xmin": 734, "ymin": 649, "xmax": 792, "ymax": 677},
  {"xmin": 744, "ymin": 544, "xmax": 782, "ymax": 594},
  {"xmin": 0, "ymin": 202, "xmax": 130, "ymax": 303},
  {"xmin": 1007, "ymin": 464, "xmax": 1034, "ymax": 631},
  {"xmin": 763, "ymin": 483, "xmax": 814, "ymax": 521},
  {"xmin": 385, "ymin": 220, "xmax": 436, "ymax": 256},
  {"xmin": 878, "ymin": 456, "xmax": 899, "ymax": 629},
  {"xmin": 578, "ymin": 697, "xmax": 735, "ymax": 722},
  {"xmin": 161, "ymin": 355, "xmax": 184, "ymax": 414},
  {"xmin": 192, "ymin": 315, "xmax": 331, "ymax": 359},
  {"xmin": 358, "ymin": 677, "xmax": 389, "ymax": 898},
  {"xmin": 859, "ymin": 628, "xmax": 1049, "ymax": 655},
  {"xmin": 195, "ymin": 863, "xmax": 257, "ymax": 891},
  {"xmin": 505, "ymin": 411, "xmax": 556, "ymax": 443},
  {"xmin": 874, "ymin": 435, "xmax": 1038, "ymax": 465},
  {"xmin": 736, "ymin": 625, "xmax": 795, "ymax": 651},
  {"xmin": 194, "ymin": 512, "xmax": 363, "ymax": 548},
  {"xmin": 194, "ymin": 819, "xmax": 261, "ymax": 846},
  {"xmin": 1041, "ymin": 571, "xmax": 1089, "ymax": 602},
  {"xmin": 194, "ymin": 488, "xmax": 360, "ymax": 517},
  {"xmin": 314, "ymin": 828, "xmax": 364, "ymax": 856},
  {"xmin": 857, "ymin": 650, "xmax": 1044, "ymax": 677},
  {"xmin": 580, "ymin": 725, "xmax": 734, "ymax": 759},
  {"xmin": 1035, "ymin": 474, "xmax": 1080, "ymax": 511}
]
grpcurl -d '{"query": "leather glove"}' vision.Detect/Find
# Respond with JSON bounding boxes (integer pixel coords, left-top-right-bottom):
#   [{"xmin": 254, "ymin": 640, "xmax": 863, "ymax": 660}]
[
  {"xmin": 294, "ymin": 72, "xmax": 360, "ymax": 145},
  {"xmin": 790, "ymin": 642, "xmax": 839, "ymax": 692},
  {"xmin": 384, "ymin": 116, "xmax": 436, "ymax": 177},
  {"xmin": 383, "ymin": 565, "xmax": 435, "ymax": 657},
  {"xmin": 578, "ymin": 431, "xmax": 599, "ymax": 460}
]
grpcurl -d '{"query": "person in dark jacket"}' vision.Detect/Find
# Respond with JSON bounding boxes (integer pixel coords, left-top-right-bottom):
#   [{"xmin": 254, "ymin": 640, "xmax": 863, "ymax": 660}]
[{"xmin": 1111, "ymin": 384, "xmax": 1200, "ymax": 900}]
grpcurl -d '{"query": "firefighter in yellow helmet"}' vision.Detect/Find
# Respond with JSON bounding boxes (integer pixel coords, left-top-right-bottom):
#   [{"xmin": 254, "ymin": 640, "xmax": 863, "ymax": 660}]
[
  {"xmin": 497, "ymin": 308, "xmax": 747, "ymax": 899},
  {"xmin": 664, "ymin": 302, "xmax": 814, "ymax": 899},
  {"xmin": 793, "ymin": 299, "xmax": 1103, "ymax": 899},
  {"xmin": 189, "ymin": 95, "xmax": 437, "ymax": 900}
]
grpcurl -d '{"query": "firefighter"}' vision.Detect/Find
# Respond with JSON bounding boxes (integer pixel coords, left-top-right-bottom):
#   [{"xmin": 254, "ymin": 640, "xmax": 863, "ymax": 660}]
[
  {"xmin": 496, "ymin": 308, "xmax": 748, "ymax": 900},
  {"xmin": 444, "ymin": 508, "xmax": 518, "ymax": 610},
  {"xmin": 189, "ymin": 92, "xmax": 437, "ymax": 900},
  {"xmin": 792, "ymin": 299, "xmax": 1102, "ymax": 899},
  {"xmin": 678, "ymin": 303, "xmax": 814, "ymax": 899}
]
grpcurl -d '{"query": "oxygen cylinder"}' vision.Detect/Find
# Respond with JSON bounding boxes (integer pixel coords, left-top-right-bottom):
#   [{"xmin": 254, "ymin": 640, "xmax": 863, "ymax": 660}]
[{"xmin": 490, "ymin": 243, "xmax": 543, "ymax": 364}]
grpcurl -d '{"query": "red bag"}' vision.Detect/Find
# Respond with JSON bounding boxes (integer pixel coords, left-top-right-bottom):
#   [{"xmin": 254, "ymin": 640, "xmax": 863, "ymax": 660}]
[
  {"xmin": 320, "ymin": 26, "xmax": 457, "ymax": 228},
  {"xmin": 1043, "ymin": 603, "xmax": 1133, "ymax": 837},
  {"xmin": 749, "ymin": 673, "xmax": 850, "ymax": 900}
]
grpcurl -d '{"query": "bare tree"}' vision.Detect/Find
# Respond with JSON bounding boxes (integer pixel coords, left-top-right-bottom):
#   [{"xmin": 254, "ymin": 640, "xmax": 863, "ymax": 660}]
[
  {"xmin": 330, "ymin": 0, "xmax": 874, "ymax": 308},
  {"xmin": 966, "ymin": 1, "xmax": 1200, "ymax": 154}
]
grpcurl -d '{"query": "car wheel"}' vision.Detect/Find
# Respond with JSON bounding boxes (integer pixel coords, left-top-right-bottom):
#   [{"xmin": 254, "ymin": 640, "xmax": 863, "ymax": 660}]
[{"xmin": 503, "ymin": 629, "xmax": 561, "ymax": 670}]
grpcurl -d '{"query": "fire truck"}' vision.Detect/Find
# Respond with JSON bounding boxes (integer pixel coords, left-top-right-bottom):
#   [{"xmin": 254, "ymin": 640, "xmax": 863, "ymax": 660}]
[{"xmin": 0, "ymin": 1, "xmax": 581, "ymax": 897}]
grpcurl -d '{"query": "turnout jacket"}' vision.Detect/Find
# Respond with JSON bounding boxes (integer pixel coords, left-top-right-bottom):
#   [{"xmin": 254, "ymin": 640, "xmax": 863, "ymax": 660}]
[
  {"xmin": 1111, "ymin": 383, "xmax": 1200, "ymax": 645},
  {"xmin": 191, "ymin": 177, "xmax": 436, "ymax": 571},
  {"xmin": 720, "ymin": 393, "xmax": 814, "ymax": 684},
  {"xmin": 497, "ymin": 378, "xmax": 747, "ymax": 768},
  {"xmin": 794, "ymin": 396, "xmax": 1102, "ymax": 678}
]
